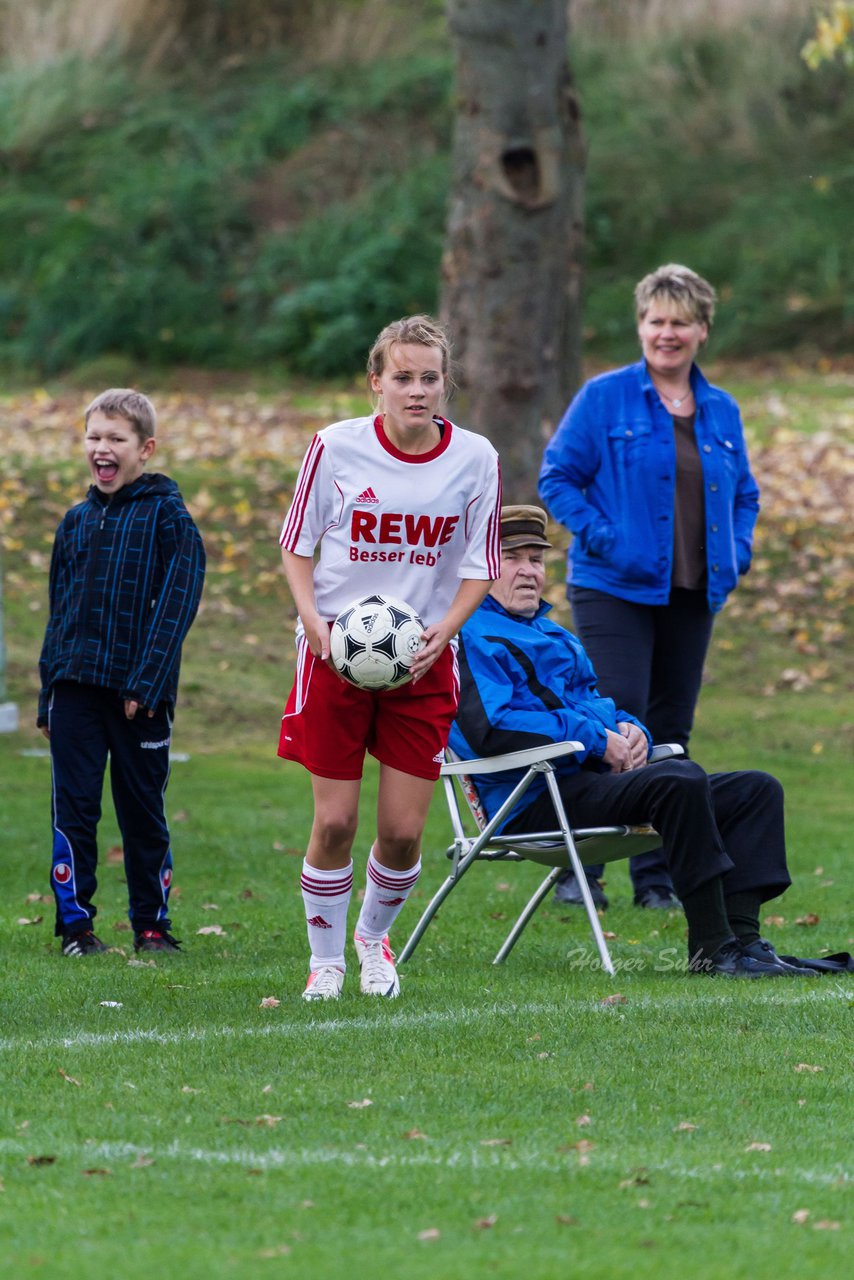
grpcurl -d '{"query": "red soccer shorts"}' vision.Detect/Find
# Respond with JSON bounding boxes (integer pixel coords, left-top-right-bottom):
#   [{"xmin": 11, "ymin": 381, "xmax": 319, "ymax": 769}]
[{"xmin": 277, "ymin": 639, "xmax": 459, "ymax": 781}]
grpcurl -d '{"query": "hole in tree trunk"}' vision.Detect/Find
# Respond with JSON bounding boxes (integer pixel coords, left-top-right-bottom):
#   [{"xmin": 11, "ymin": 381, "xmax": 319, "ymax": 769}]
[{"xmin": 501, "ymin": 146, "xmax": 540, "ymax": 202}]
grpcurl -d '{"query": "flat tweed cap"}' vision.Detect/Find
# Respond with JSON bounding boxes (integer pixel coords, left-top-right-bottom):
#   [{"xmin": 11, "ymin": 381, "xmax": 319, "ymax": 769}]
[{"xmin": 500, "ymin": 504, "xmax": 552, "ymax": 549}]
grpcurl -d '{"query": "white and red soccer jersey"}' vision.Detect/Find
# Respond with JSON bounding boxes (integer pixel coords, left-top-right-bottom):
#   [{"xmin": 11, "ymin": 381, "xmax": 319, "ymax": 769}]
[{"xmin": 280, "ymin": 415, "xmax": 501, "ymax": 626}]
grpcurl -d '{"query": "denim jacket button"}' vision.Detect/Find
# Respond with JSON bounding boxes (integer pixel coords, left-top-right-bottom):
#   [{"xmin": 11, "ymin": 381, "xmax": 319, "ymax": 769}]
[{"xmin": 703, "ymin": 444, "xmax": 711, "ymax": 453}]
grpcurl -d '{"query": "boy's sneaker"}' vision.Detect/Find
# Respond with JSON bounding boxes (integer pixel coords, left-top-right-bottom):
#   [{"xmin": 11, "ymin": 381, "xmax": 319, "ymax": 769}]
[
  {"xmin": 353, "ymin": 931, "xmax": 400, "ymax": 998},
  {"xmin": 62, "ymin": 930, "xmax": 108, "ymax": 957},
  {"xmin": 302, "ymin": 966, "xmax": 345, "ymax": 1001},
  {"xmin": 134, "ymin": 928, "xmax": 182, "ymax": 953}
]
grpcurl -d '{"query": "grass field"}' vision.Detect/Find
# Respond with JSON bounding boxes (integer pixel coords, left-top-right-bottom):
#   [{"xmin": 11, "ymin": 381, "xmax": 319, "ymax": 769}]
[{"xmin": 0, "ymin": 368, "xmax": 851, "ymax": 1276}]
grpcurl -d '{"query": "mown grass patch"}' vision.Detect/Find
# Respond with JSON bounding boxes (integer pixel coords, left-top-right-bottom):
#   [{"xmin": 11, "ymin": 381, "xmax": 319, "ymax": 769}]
[{"xmin": 1, "ymin": 729, "xmax": 851, "ymax": 1278}]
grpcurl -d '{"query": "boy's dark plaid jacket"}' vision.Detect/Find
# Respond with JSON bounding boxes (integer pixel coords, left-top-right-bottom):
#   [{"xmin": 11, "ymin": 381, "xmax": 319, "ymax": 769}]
[{"xmin": 38, "ymin": 472, "xmax": 206, "ymax": 723}]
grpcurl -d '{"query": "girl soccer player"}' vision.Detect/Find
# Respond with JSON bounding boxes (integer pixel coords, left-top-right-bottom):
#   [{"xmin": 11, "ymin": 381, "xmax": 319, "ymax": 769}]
[{"xmin": 278, "ymin": 315, "xmax": 501, "ymax": 1000}]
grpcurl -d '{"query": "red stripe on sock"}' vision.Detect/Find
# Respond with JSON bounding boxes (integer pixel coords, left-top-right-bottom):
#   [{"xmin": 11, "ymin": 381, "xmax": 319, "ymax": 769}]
[
  {"xmin": 367, "ymin": 861, "xmax": 420, "ymax": 891},
  {"xmin": 301, "ymin": 872, "xmax": 353, "ymax": 897}
]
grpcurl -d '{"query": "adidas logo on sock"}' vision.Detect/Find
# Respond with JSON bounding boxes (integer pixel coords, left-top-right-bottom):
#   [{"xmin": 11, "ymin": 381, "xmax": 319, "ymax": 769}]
[
  {"xmin": 307, "ymin": 915, "xmax": 332, "ymax": 928},
  {"xmin": 355, "ymin": 486, "xmax": 379, "ymax": 504}
]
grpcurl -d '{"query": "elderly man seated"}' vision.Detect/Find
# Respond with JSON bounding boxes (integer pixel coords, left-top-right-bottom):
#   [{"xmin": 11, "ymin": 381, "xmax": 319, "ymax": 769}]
[{"xmin": 449, "ymin": 505, "xmax": 812, "ymax": 978}]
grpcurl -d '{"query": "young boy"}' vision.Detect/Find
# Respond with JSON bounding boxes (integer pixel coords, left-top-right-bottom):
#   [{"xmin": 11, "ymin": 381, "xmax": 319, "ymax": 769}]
[{"xmin": 37, "ymin": 389, "xmax": 206, "ymax": 956}]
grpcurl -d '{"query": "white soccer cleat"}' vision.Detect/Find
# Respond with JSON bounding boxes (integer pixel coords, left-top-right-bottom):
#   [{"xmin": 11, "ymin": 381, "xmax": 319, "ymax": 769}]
[
  {"xmin": 302, "ymin": 965, "xmax": 345, "ymax": 1001},
  {"xmin": 353, "ymin": 931, "xmax": 400, "ymax": 998}
]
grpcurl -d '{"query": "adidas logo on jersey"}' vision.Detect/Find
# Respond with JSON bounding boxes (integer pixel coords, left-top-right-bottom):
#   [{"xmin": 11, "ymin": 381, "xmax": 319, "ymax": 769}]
[{"xmin": 355, "ymin": 486, "xmax": 379, "ymax": 504}]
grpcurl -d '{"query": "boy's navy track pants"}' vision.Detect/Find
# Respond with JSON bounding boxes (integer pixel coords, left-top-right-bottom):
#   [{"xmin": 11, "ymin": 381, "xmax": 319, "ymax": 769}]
[{"xmin": 48, "ymin": 681, "xmax": 174, "ymax": 937}]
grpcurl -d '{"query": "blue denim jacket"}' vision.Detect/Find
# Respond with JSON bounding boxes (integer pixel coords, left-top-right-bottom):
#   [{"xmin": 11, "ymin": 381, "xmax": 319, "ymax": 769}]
[{"xmin": 538, "ymin": 360, "xmax": 759, "ymax": 612}]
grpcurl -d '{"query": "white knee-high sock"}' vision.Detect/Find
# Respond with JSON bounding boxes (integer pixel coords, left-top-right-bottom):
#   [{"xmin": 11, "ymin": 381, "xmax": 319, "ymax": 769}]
[
  {"xmin": 355, "ymin": 849, "xmax": 421, "ymax": 941},
  {"xmin": 301, "ymin": 860, "xmax": 352, "ymax": 971}
]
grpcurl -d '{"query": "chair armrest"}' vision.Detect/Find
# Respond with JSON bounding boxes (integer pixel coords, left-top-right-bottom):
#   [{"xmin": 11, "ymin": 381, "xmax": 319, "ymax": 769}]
[
  {"xmin": 649, "ymin": 742, "xmax": 685, "ymax": 763},
  {"xmin": 441, "ymin": 741, "xmax": 586, "ymax": 777}
]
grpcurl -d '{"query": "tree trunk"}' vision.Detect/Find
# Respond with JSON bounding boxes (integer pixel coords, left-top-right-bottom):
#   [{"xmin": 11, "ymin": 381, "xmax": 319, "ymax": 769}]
[{"xmin": 441, "ymin": 0, "xmax": 585, "ymax": 501}]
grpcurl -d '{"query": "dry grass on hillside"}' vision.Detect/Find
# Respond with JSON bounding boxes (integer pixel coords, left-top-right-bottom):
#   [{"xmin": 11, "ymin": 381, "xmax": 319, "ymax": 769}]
[
  {"xmin": 0, "ymin": 0, "xmax": 818, "ymax": 70},
  {"xmin": 573, "ymin": 0, "xmax": 815, "ymax": 37},
  {"xmin": 0, "ymin": 0, "xmax": 429, "ymax": 70}
]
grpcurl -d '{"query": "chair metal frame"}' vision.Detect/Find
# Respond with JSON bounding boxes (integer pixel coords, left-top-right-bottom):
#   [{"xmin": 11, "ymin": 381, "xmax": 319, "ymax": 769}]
[{"xmin": 398, "ymin": 741, "xmax": 680, "ymax": 977}]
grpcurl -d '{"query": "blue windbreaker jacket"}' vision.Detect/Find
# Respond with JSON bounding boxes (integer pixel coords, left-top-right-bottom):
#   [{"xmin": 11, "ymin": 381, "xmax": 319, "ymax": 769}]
[
  {"xmin": 448, "ymin": 595, "xmax": 650, "ymax": 832},
  {"xmin": 538, "ymin": 360, "xmax": 759, "ymax": 612},
  {"xmin": 38, "ymin": 473, "xmax": 206, "ymax": 722}
]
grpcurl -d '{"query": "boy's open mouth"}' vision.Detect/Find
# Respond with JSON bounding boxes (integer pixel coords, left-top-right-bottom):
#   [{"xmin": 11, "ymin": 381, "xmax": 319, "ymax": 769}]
[{"xmin": 95, "ymin": 460, "xmax": 119, "ymax": 483}]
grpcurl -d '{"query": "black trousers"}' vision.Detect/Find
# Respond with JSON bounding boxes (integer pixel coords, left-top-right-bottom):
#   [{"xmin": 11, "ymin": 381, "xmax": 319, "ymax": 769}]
[
  {"xmin": 48, "ymin": 681, "xmax": 174, "ymax": 936},
  {"xmin": 508, "ymin": 759, "xmax": 790, "ymax": 904},
  {"xmin": 569, "ymin": 585, "xmax": 715, "ymax": 895}
]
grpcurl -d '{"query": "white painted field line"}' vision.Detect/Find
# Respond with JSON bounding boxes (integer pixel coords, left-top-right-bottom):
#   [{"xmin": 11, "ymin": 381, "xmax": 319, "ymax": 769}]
[
  {"xmin": 0, "ymin": 1136, "xmax": 846, "ymax": 1186},
  {"xmin": 0, "ymin": 988, "xmax": 848, "ymax": 1055},
  {"xmin": 9, "ymin": 1000, "xmax": 554, "ymax": 1053}
]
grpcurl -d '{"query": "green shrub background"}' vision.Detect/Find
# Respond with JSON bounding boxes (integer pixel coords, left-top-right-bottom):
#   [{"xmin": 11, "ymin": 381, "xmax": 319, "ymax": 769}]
[{"xmin": 1, "ymin": 0, "xmax": 851, "ymax": 376}]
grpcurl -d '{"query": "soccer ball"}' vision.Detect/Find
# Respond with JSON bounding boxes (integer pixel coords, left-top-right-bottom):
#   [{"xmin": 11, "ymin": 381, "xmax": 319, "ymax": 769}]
[{"xmin": 329, "ymin": 594, "xmax": 426, "ymax": 691}]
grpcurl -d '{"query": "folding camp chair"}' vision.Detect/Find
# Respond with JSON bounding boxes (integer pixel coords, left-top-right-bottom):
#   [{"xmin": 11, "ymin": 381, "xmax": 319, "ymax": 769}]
[{"xmin": 398, "ymin": 741, "xmax": 682, "ymax": 977}]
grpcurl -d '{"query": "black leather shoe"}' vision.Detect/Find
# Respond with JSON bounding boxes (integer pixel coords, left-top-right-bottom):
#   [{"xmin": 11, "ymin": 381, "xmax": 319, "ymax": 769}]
[
  {"xmin": 690, "ymin": 938, "xmax": 789, "ymax": 978},
  {"xmin": 740, "ymin": 938, "xmax": 818, "ymax": 976},
  {"xmin": 634, "ymin": 886, "xmax": 681, "ymax": 910},
  {"xmin": 553, "ymin": 871, "xmax": 608, "ymax": 909}
]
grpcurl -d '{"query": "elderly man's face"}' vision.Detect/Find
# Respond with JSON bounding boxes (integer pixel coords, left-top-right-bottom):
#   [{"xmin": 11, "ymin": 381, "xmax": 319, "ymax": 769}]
[{"xmin": 491, "ymin": 545, "xmax": 546, "ymax": 617}]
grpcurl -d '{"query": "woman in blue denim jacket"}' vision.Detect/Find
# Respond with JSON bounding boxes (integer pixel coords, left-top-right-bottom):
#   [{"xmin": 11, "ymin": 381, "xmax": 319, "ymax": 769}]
[{"xmin": 539, "ymin": 264, "xmax": 759, "ymax": 911}]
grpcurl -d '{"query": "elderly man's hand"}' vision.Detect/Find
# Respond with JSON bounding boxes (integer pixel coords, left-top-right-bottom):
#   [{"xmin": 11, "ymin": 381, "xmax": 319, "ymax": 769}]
[
  {"xmin": 618, "ymin": 721, "xmax": 648, "ymax": 770},
  {"xmin": 602, "ymin": 729, "xmax": 634, "ymax": 772}
]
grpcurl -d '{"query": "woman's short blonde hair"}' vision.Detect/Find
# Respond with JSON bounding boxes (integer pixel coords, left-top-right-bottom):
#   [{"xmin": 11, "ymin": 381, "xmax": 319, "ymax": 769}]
[
  {"xmin": 366, "ymin": 314, "xmax": 454, "ymax": 404},
  {"xmin": 634, "ymin": 264, "xmax": 717, "ymax": 328}
]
